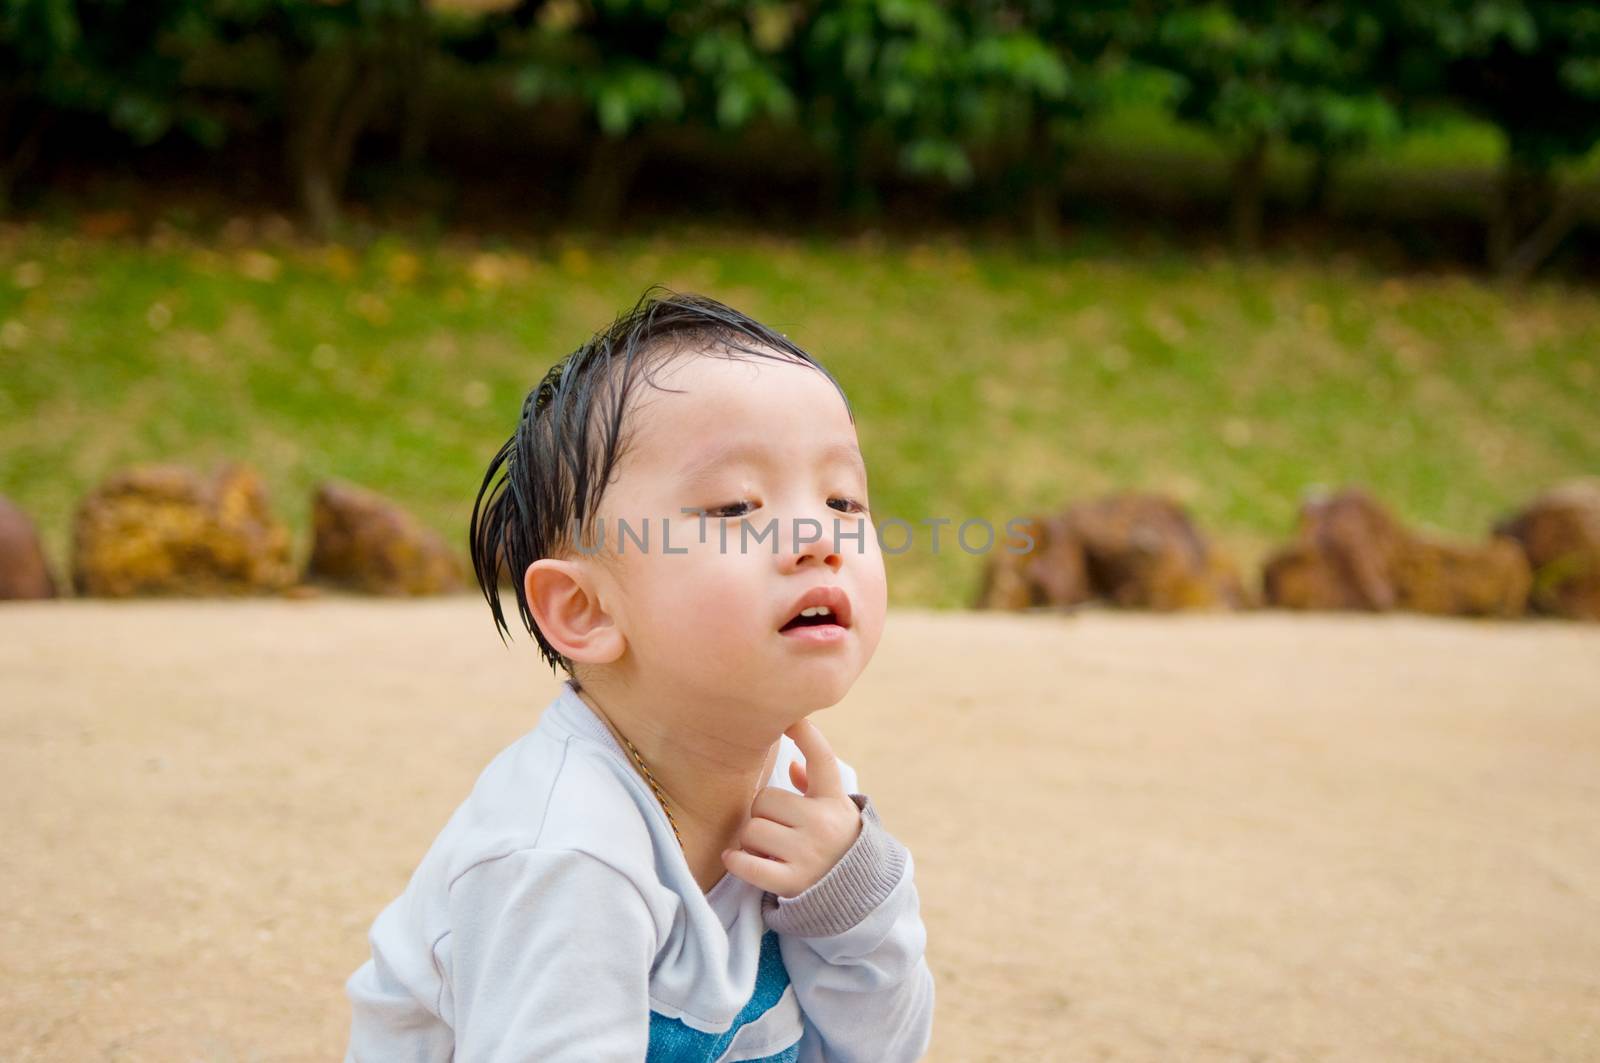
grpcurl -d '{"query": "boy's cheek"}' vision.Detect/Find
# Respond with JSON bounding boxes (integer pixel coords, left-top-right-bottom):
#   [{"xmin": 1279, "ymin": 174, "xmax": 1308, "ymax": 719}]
[
  {"xmin": 861, "ymin": 573, "xmax": 891, "ymax": 646},
  {"xmin": 653, "ymin": 573, "xmax": 759, "ymax": 639}
]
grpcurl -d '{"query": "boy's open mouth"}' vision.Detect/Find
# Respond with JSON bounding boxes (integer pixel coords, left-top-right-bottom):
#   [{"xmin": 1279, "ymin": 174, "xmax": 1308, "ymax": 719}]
[
  {"xmin": 777, "ymin": 586, "xmax": 852, "ymax": 633},
  {"xmin": 780, "ymin": 611, "xmax": 839, "ymax": 632}
]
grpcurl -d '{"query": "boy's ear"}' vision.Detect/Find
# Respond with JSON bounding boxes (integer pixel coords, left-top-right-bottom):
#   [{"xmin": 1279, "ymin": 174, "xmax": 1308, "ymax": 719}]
[{"xmin": 523, "ymin": 558, "xmax": 625, "ymax": 665}]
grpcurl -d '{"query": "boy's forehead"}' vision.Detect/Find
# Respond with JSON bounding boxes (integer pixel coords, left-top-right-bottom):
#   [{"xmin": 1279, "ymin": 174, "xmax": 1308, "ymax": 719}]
[{"xmin": 630, "ymin": 355, "xmax": 851, "ymax": 451}]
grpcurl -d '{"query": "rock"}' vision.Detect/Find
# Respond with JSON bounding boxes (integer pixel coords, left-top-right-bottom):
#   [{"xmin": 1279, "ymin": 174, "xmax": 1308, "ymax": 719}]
[
  {"xmin": 973, "ymin": 513, "xmax": 1091, "ymax": 610},
  {"xmin": 307, "ymin": 480, "xmax": 464, "ymax": 595},
  {"xmin": 1393, "ymin": 535, "xmax": 1530, "ymax": 618},
  {"xmin": 1262, "ymin": 488, "xmax": 1407, "ymax": 610},
  {"xmin": 1494, "ymin": 479, "xmax": 1600, "ymax": 621},
  {"xmin": 1263, "ymin": 486, "xmax": 1531, "ymax": 617},
  {"xmin": 1067, "ymin": 493, "xmax": 1249, "ymax": 610},
  {"xmin": 71, "ymin": 463, "xmax": 296, "ymax": 597},
  {"xmin": 0, "ymin": 495, "xmax": 58, "ymax": 599},
  {"xmin": 978, "ymin": 494, "xmax": 1247, "ymax": 612},
  {"xmin": 1261, "ymin": 546, "xmax": 1361, "ymax": 612}
]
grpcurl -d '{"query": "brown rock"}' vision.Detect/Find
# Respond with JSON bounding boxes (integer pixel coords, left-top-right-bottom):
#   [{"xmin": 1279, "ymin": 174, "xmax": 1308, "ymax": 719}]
[
  {"xmin": 973, "ymin": 513, "xmax": 1091, "ymax": 611},
  {"xmin": 1087, "ymin": 494, "xmax": 1246, "ymax": 610},
  {"xmin": 1262, "ymin": 489, "xmax": 1407, "ymax": 611},
  {"xmin": 71, "ymin": 463, "xmax": 296, "ymax": 597},
  {"xmin": 1394, "ymin": 535, "xmax": 1530, "ymax": 618},
  {"xmin": 1263, "ymin": 487, "xmax": 1531, "ymax": 617},
  {"xmin": 977, "ymin": 496, "xmax": 1247, "ymax": 612},
  {"xmin": 307, "ymin": 480, "xmax": 464, "ymax": 595},
  {"xmin": 0, "ymin": 495, "xmax": 58, "ymax": 599},
  {"xmin": 1494, "ymin": 479, "xmax": 1600, "ymax": 621},
  {"xmin": 1070, "ymin": 494, "xmax": 1249, "ymax": 610},
  {"xmin": 1261, "ymin": 546, "xmax": 1361, "ymax": 611}
]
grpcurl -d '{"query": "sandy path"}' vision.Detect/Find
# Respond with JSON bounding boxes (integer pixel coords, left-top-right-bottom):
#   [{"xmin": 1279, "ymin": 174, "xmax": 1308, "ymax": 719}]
[{"xmin": 1, "ymin": 598, "xmax": 1597, "ymax": 1062}]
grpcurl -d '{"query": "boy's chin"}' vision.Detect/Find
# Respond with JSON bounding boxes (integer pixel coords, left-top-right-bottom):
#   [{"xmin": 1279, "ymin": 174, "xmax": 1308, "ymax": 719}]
[
  {"xmin": 668, "ymin": 653, "xmax": 863, "ymax": 711},
  {"xmin": 769, "ymin": 669, "xmax": 858, "ymax": 714}
]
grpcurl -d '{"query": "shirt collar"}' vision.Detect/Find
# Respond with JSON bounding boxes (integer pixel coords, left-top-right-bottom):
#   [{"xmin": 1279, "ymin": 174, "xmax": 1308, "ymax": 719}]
[{"xmin": 548, "ymin": 678, "xmax": 633, "ymax": 763}]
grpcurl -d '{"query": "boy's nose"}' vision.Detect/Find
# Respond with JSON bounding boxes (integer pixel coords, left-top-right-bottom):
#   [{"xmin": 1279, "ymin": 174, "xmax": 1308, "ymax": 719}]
[{"xmin": 782, "ymin": 515, "xmax": 843, "ymax": 573}]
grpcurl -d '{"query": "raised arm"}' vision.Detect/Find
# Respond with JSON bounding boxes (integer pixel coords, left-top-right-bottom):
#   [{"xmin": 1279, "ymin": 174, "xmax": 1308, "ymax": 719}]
[{"xmin": 762, "ymin": 792, "xmax": 936, "ymax": 1063}]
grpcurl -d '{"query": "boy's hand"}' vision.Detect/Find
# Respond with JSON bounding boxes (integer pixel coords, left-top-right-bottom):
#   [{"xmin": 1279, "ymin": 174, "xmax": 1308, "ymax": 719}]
[{"xmin": 721, "ymin": 717, "xmax": 862, "ymax": 899}]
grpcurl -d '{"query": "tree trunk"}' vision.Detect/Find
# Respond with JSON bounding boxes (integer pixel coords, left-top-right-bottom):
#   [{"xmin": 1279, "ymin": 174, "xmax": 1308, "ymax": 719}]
[
  {"xmin": 398, "ymin": 68, "xmax": 432, "ymax": 168},
  {"xmin": 1491, "ymin": 156, "xmax": 1578, "ymax": 283},
  {"xmin": 837, "ymin": 128, "xmax": 879, "ymax": 223},
  {"xmin": 817, "ymin": 102, "xmax": 878, "ymax": 225},
  {"xmin": 397, "ymin": 37, "xmax": 433, "ymax": 168},
  {"xmin": 1487, "ymin": 157, "xmax": 1523, "ymax": 272},
  {"xmin": 1305, "ymin": 148, "xmax": 1336, "ymax": 217},
  {"xmin": 1028, "ymin": 179, "xmax": 1061, "ymax": 250},
  {"xmin": 298, "ymin": 162, "xmax": 340, "ymax": 236},
  {"xmin": 286, "ymin": 44, "xmax": 387, "ymax": 236},
  {"xmin": 574, "ymin": 133, "xmax": 647, "ymax": 229},
  {"xmin": 1230, "ymin": 133, "xmax": 1269, "ymax": 252},
  {"xmin": 0, "ymin": 97, "xmax": 50, "ymax": 216},
  {"xmin": 1026, "ymin": 111, "xmax": 1062, "ymax": 250},
  {"xmin": 1502, "ymin": 192, "xmax": 1579, "ymax": 283}
]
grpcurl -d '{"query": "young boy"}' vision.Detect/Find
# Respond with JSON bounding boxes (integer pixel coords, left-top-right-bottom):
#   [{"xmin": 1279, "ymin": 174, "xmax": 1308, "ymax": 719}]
[{"xmin": 343, "ymin": 288, "xmax": 935, "ymax": 1061}]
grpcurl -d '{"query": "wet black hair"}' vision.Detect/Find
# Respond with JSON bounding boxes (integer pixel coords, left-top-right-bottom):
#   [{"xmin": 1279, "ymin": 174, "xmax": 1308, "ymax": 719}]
[{"xmin": 468, "ymin": 285, "xmax": 855, "ymax": 685}]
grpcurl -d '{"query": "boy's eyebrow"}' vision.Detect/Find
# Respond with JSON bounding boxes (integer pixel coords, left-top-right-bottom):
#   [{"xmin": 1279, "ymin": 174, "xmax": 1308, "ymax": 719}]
[{"xmin": 677, "ymin": 438, "xmax": 866, "ymax": 488}]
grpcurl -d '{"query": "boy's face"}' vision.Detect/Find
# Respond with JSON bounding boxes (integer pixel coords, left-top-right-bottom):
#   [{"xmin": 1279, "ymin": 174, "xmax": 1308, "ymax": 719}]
[{"xmin": 583, "ymin": 351, "xmax": 887, "ymax": 714}]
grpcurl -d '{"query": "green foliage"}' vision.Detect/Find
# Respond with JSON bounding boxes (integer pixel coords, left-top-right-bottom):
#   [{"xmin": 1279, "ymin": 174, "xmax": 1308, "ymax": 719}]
[
  {"xmin": 507, "ymin": 0, "xmax": 794, "ymax": 137},
  {"xmin": 191, "ymin": 0, "xmax": 432, "ymax": 114},
  {"xmin": 1, "ymin": 1, "xmax": 1597, "ymax": 270},
  {"xmin": 1384, "ymin": 1, "xmax": 1600, "ymax": 170},
  {"xmin": 797, "ymin": 0, "xmax": 973, "ymax": 184},
  {"xmin": 0, "ymin": 0, "xmax": 1588, "ymax": 176},
  {"xmin": 0, "ymin": 0, "xmax": 225, "ymax": 149},
  {"xmin": 1136, "ymin": 1, "xmax": 1401, "ymax": 155}
]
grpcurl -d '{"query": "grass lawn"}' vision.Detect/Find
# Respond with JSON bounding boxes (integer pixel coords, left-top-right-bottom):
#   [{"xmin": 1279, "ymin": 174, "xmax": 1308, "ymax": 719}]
[{"xmin": 2, "ymin": 221, "xmax": 1597, "ymax": 610}]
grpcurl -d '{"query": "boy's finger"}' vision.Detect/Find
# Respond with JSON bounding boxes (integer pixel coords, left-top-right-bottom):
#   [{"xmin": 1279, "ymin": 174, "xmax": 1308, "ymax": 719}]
[
  {"xmin": 722, "ymin": 847, "xmax": 781, "ymax": 892},
  {"xmin": 784, "ymin": 717, "xmax": 844, "ymax": 798}
]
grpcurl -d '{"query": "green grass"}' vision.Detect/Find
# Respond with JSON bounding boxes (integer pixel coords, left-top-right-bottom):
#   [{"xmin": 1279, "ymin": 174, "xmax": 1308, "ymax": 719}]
[{"xmin": 2, "ymin": 222, "xmax": 1598, "ymax": 610}]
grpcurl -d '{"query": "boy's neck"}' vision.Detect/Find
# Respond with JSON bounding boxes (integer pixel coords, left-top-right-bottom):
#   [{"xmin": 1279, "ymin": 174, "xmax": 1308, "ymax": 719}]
[{"xmin": 573, "ymin": 678, "xmax": 782, "ymax": 890}]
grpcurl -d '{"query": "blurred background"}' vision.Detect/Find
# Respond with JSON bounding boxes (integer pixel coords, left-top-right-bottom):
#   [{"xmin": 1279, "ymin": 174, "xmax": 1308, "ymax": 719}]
[{"xmin": 1, "ymin": 0, "xmax": 1597, "ymax": 609}]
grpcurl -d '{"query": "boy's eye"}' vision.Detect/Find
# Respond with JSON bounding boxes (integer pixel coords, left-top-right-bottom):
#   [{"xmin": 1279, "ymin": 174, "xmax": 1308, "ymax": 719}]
[{"xmin": 704, "ymin": 497, "xmax": 868, "ymax": 519}]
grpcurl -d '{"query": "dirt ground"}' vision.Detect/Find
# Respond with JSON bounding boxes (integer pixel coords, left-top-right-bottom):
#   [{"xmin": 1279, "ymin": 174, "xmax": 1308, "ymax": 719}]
[{"xmin": 1, "ymin": 597, "xmax": 1597, "ymax": 1062}]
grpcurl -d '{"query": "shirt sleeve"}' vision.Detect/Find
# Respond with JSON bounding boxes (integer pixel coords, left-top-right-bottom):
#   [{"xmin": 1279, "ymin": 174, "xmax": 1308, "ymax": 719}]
[
  {"xmin": 761, "ymin": 793, "xmax": 937, "ymax": 1063},
  {"xmin": 445, "ymin": 847, "xmax": 657, "ymax": 1062}
]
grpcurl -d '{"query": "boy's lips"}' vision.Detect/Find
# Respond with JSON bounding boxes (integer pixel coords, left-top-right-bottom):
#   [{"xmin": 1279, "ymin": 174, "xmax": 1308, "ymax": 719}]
[{"xmin": 777, "ymin": 585, "xmax": 853, "ymax": 633}]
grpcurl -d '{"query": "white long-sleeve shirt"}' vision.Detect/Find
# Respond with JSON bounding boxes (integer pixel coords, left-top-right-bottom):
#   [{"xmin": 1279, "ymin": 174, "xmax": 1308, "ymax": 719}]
[{"xmin": 344, "ymin": 678, "xmax": 935, "ymax": 1062}]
